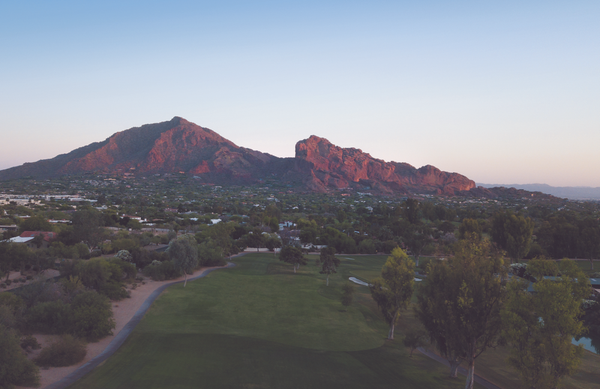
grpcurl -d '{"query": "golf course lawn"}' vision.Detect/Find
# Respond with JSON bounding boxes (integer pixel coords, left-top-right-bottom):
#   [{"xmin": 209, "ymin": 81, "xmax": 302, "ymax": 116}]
[{"xmin": 67, "ymin": 253, "xmax": 479, "ymax": 389}]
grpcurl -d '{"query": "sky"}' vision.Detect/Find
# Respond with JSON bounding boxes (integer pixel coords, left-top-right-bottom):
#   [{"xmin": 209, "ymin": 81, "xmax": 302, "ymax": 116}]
[{"xmin": 1, "ymin": 1, "xmax": 599, "ymax": 187}]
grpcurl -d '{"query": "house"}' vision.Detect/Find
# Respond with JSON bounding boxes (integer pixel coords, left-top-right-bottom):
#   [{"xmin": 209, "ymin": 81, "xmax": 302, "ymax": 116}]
[
  {"xmin": 17, "ymin": 231, "xmax": 56, "ymax": 249},
  {"xmin": 6, "ymin": 236, "xmax": 35, "ymax": 249}
]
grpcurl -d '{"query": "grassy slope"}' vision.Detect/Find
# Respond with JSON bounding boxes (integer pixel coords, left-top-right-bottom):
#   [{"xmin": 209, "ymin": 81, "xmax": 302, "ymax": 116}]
[
  {"xmin": 68, "ymin": 253, "xmax": 478, "ymax": 389},
  {"xmin": 68, "ymin": 253, "xmax": 600, "ymax": 389}
]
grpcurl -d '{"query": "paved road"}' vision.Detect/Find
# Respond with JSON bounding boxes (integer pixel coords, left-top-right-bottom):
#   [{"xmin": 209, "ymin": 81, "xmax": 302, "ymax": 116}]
[
  {"xmin": 45, "ymin": 262, "xmax": 237, "ymax": 389},
  {"xmin": 417, "ymin": 347, "xmax": 502, "ymax": 389}
]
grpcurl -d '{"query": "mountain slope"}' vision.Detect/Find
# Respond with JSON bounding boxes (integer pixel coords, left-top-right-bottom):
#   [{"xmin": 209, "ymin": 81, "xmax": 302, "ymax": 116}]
[
  {"xmin": 0, "ymin": 117, "xmax": 278, "ymax": 182},
  {"xmin": 295, "ymin": 135, "xmax": 475, "ymax": 195},
  {"xmin": 0, "ymin": 118, "xmax": 477, "ymax": 196}
]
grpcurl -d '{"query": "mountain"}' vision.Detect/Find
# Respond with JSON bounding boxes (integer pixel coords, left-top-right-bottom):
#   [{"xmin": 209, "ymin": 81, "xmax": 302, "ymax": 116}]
[
  {"xmin": 478, "ymin": 183, "xmax": 600, "ymax": 200},
  {"xmin": 295, "ymin": 135, "xmax": 475, "ymax": 195},
  {"xmin": 0, "ymin": 117, "xmax": 476, "ymax": 196},
  {"xmin": 0, "ymin": 117, "xmax": 279, "ymax": 183}
]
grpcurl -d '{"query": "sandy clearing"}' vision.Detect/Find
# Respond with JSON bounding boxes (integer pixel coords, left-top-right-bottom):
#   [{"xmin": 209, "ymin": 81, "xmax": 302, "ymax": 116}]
[{"xmin": 15, "ymin": 262, "xmax": 235, "ymax": 389}]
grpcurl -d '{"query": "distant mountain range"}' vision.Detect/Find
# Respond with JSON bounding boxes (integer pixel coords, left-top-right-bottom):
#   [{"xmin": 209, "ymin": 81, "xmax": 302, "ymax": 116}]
[
  {"xmin": 0, "ymin": 117, "xmax": 567, "ymax": 200},
  {"xmin": 477, "ymin": 183, "xmax": 600, "ymax": 200}
]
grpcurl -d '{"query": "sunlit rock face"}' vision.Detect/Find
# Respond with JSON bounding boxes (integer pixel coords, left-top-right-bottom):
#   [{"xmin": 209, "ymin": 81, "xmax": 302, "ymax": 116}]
[{"xmin": 294, "ymin": 135, "xmax": 475, "ymax": 194}]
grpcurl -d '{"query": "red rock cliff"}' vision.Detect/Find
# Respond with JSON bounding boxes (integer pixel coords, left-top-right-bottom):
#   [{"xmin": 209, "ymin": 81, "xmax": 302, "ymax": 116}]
[{"xmin": 295, "ymin": 135, "xmax": 475, "ymax": 195}]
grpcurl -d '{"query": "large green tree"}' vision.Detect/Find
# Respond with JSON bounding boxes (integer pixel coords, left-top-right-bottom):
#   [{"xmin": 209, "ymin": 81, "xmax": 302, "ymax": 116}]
[
  {"xmin": 279, "ymin": 246, "xmax": 307, "ymax": 274},
  {"xmin": 369, "ymin": 248, "xmax": 414, "ymax": 340},
  {"xmin": 416, "ymin": 238, "xmax": 506, "ymax": 388},
  {"xmin": 168, "ymin": 235, "xmax": 199, "ymax": 287},
  {"xmin": 491, "ymin": 211, "xmax": 534, "ymax": 263},
  {"xmin": 501, "ymin": 259, "xmax": 589, "ymax": 389},
  {"xmin": 71, "ymin": 208, "xmax": 104, "ymax": 250},
  {"xmin": 319, "ymin": 247, "xmax": 340, "ymax": 286}
]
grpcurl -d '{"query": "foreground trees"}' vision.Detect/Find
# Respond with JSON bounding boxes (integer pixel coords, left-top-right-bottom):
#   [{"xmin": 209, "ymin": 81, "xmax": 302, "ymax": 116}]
[
  {"xmin": 416, "ymin": 238, "xmax": 506, "ymax": 389},
  {"xmin": 370, "ymin": 248, "xmax": 414, "ymax": 340},
  {"xmin": 502, "ymin": 259, "xmax": 589, "ymax": 389}
]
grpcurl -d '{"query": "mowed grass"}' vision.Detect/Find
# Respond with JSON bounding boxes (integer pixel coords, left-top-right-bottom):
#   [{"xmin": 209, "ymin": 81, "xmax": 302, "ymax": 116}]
[{"xmin": 68, "ymin": 253, "xmax": 479, "ymax": 389}]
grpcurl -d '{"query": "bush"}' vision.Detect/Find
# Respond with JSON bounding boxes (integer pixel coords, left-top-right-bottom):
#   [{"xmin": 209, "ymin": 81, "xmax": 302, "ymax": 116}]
[
  {"xmin": 20, "ymin": 334, "xmax": 41, "ymax": 352},
  {"xmin": 109, "ymin": 258, "xmax": 136, "ymax": 280},
  {"xmin": 25, "ymin": 300, "xmax": 73, "ymax": 334},
  {"xmin": 34, "ymin": 334, "xmax": 86, "ymax": 367},
  {"xmin": 12, "ymin": 280, "xmax": 61, "ymax": 308},
  {"xmin": 142, "ymin": 260, "xmax": 182, "ymax": 281},
  {"xmin": 97, "ymin": 280, "xmax": 129, "ymax": 301},
  {"xmin": 71, "ymin": 291, "xmax": 115, "ymax": 342}
]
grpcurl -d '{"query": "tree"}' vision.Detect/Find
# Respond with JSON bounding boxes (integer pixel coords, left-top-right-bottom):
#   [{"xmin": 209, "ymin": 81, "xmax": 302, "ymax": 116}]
[
  {"xmin": 279, "ymin": 245, "xmax": 307, "ymax": 273},
  {"xmin": 264, "ymin": 234, "xmax": 282, "ymax": 255},
  {"xmin": 491, "ymin": 211, "xmax": 534, "ymax": 263},
  {"xmin": 0, "ymin": 324, "xmax": 39, "ymax": 389},
  {"xmin": 501, "ymin": 259, "xmax": 589, "ymax": 389},
  {"xmin": 168, "ymin": 236, "xmax": 198, "ymax": 287},
  {"xmin": 245, "ymin": 227, "xmax": 266, "ymax": 252},
  {"xmin": 369, "ymin": 248, "xmax": 414, "ymax": 340},
  {"xmin": 319, "ymin": 247, "xmax": 340, "ymax": 286},
  {"xmin": 404, "ymin": 199, "xmax": 420, "ymax": 224},
  {"xmin": 403, "ymin": 328, "xmax": 427, "ymax": 357},
  {"xmin": 340, "ymin": 283, "xmax": 355, "ymax": 306},
  {"xmin": 578, "ymin": 218, "xmax": 600, "ymax": 270},
  {"xmin": 416, "ymin": 238, "xmax": 506, "ymax": 388},
  {"xmin": 405, "ymin": 226, "xmax": 431, "ymax": 267},
  {"xmin": 71, "ymin": 208, "xmax": 103, "ymax": 250},
  {"xmin": 18, "ymin": 215, "xmax": 53, "ymax": 233},
  {"xmin": 458, "ymin": 218, "xmax": 481, "ymax": 241}
]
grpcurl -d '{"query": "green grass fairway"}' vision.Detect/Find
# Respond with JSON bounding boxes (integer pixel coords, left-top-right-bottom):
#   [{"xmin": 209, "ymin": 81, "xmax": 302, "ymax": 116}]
[{"xmin": 68, "ymin": 253, "xmax": 477, "ymax": 389}]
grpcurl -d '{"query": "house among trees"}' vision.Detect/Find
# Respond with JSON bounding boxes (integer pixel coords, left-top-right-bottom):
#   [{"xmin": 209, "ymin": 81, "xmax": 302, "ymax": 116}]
[{"xmin": 5, "ymin": 231, "xmax": 56, "ymax": 249}]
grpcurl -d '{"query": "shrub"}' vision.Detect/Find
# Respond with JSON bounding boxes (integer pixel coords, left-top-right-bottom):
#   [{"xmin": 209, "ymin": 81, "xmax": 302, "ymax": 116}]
[
  {"xmin": 71, "ymin": 291, "xmax": 115, "ymax": 342},
  {"xmin": 97, "ymin": 280, "xmax": 129, "ymax": 301},
  {"xmin": 34, "ymin": 334, "xmax": 86, "ymax": 367},
  {"xmin": 25, "ymin": 300, "xmax": 73, "ymax": 335},
  {"xmin": 142, "ymin": 260, "xmax": 182, "ymax": 281},
  {"xmin": 20, "ymin": 334, "xmax": 41, "ymax": 352},
  {"xmin": 13, "ymin": 281, "xmax": 62, "ymax": 309},
  {"xmin": 114, "ymin": 250, "xmax": 133, "ymax": 262},
  {"xmin": 109, "ymin": 258, "xmax": 136, "ymax": 280}
]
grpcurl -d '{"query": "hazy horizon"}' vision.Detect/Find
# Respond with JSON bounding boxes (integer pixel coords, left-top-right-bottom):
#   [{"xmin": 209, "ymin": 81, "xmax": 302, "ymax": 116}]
[{"xmin": 1, "ymin": 1, "xmax": 599, "ymax": 187}]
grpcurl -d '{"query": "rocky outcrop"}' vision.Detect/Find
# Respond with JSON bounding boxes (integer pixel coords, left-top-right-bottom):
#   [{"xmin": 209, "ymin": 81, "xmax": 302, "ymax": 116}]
[{"xmin": 294, "ymin": 135, "xmax": 475, "ymax": 195}]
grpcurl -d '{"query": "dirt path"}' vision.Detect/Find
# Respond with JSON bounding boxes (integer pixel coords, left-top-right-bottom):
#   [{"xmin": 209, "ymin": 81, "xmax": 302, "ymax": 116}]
[{"xmin": 17, "ymin": 261, "xmax": 237, "ymax": 389}]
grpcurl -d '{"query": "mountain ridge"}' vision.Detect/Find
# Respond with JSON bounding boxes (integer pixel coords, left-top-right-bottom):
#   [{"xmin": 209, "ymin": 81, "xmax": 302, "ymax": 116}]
[
  {"xmin": 0, "ymin": 117, "xmax": 483, "ymax": 196},
  {"xmin": 478, "ymin": 183, "xmax": 600, "ymax": 200}
]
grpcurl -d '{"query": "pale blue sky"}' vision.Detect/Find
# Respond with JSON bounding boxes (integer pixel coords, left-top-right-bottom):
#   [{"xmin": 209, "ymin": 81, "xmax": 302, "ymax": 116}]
[{"xmin": 1, "ymin": 1, "xmax": 599, "ymax": 186}]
